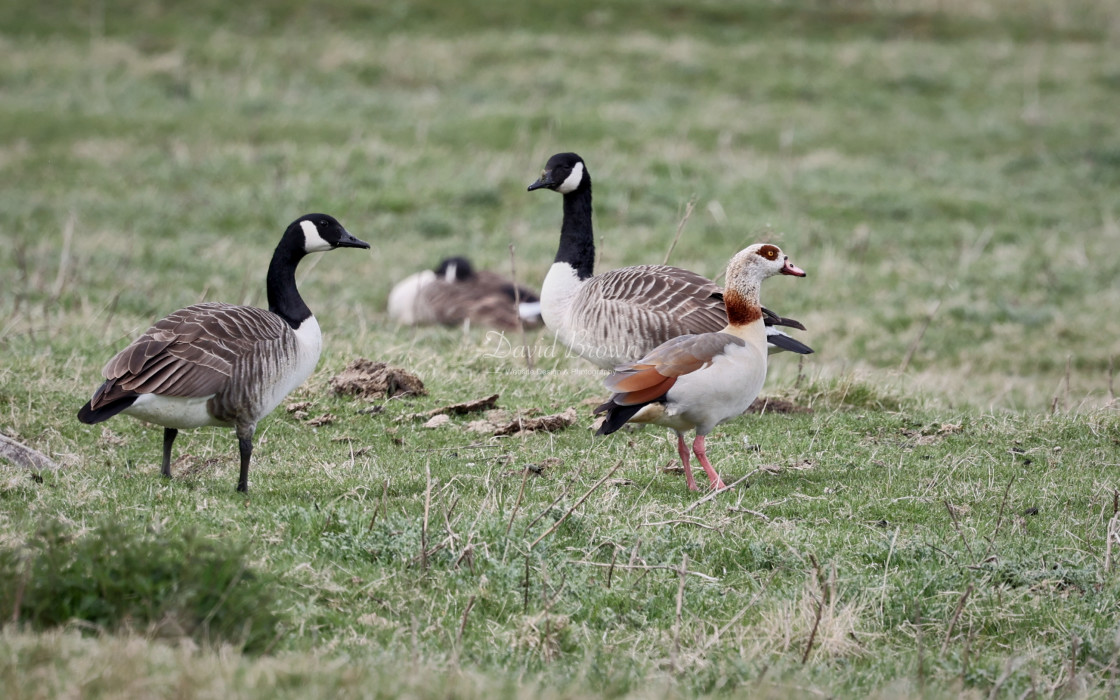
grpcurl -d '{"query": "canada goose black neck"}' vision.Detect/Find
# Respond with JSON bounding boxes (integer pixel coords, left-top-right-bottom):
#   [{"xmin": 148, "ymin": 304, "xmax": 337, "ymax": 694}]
[
  {"xmin": 267, "ymin": 226, "xmax": 313, "ymax": 329},
  {"xmin": 530, "ymin": 153, "xmax": 596, "ymax": 281},
  {"xmin": 556, "ymin": 172, "xmax": 595, "ymax": 280}
]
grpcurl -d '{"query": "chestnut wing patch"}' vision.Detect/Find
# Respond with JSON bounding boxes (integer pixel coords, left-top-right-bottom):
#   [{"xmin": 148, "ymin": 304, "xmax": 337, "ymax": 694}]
[
  {"xmin": 595, "ymin": 332, "xmax": 745, "ymax": 436},
  {"xmin": 604, "ymin": 333, "xmax": 745, "ymax": 406}
]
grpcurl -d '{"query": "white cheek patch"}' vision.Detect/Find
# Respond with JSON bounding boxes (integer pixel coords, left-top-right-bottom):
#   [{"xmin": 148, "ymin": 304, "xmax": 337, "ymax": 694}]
[
  {"xmin": 556, "ymin": 161, "xmax": 584, "ymax": 194},
  {"xmin": 443, "ymin": 262, "xmax": 458, "ymax": 282},
  {"xmin": 300, "ymin": 220, "xmax": 333, "ymax": 252}
]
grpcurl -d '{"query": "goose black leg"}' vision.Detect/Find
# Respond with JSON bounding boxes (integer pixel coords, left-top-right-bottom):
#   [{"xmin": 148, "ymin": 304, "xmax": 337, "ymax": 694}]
[
  {"xmin": 236, "ymin": 430, "xmax": 254, "ymax": 493},
  {"xmin": 161, "ymin": 428, "xmax": 178, "ymax": 479}
]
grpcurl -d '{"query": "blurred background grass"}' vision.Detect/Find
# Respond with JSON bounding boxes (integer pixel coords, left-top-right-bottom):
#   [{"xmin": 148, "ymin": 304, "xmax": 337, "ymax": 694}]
[
  {"xmin": 3, "ymin": 4, "xmax": 1120, "ymax": 697},
  {"xmin": 2, "ymin": 0, "xmax": 1118, "ymax": 411}
]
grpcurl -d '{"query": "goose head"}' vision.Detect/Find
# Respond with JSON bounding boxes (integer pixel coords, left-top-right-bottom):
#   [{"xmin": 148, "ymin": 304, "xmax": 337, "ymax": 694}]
[
  {"xmin": 294, "ymin": 213, "xmax": 370, "ymax": 253},
  {"xmin": 726, "ymin": 243, "xmax": 805, "ymax": 289},
  {"xmin": 527, "ymin": 152, "xmax": 588, "ymax": 195},
  {"xmin": 434, "ymin": 256, "xmax": 475, "ymax": 282}
]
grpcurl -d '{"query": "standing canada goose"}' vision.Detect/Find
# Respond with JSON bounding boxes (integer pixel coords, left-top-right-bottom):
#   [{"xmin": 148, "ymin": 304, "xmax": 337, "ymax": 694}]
[
  {"xmin": 528, "ymin": 152, "xmax": 811, "ymax": 369},
  {"xmin": 77, "ymin": 213, "xmax": 369, "ymax": 493},
  {"xmin": 595, "ymin": 243, "xmax": 806, "ymax": 491},
  {"xmin": 387, "ymin": 256, "xmax": 543, "ymax": 331}
]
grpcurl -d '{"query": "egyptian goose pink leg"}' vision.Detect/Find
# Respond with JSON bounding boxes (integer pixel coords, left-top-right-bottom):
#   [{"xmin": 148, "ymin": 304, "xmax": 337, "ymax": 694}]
[
  {"xmin": 677, "ymin": 432, "xmax": 698, "ymax": 491},
  {"xmin": 692, "ymin": 435, "xmax": 727, "ymax": 490}
]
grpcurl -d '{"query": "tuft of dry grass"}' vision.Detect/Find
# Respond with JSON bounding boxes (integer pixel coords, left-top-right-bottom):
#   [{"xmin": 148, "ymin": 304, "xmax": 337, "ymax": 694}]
[{"xmin": 752, "ymin": 567, "xmax": 875, "ymax": 662}]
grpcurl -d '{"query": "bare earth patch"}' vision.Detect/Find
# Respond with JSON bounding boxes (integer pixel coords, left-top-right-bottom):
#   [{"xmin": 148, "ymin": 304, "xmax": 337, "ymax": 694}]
[
  {"xmin": 467, "ymin": 407, "xmax": 579, "ymax": 436},
  {"xmin": 329, "ymin": 358, "xmax": 427, "ymax": 399},
  {"xmin": 746, "ymin": 397, "xmax": 812, "ymax": 414},
  {"xmin": 406, "ymin": 394, "xmax": 500, "ymax": 421}
]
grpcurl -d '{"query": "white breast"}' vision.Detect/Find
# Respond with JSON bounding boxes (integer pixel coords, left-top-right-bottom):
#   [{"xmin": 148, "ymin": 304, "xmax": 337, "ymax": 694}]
[
  {"xmin": 663, "ymin": 341, "xmax": 768, "ymax": 434},
  {"xmin": 540, "ymin": 262, "xmax": 584, "ymax": 346},
  {"xmin": 256, "ymin": 315, "xmax": 322, "ymax": 418},
  {"xmin": 387, "ymin": 269, "xmax": 437, "ymax": 324}
]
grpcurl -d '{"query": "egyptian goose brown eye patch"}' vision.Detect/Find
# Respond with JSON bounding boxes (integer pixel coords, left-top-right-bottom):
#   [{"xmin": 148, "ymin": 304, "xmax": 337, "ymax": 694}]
[{"xmin": 758, "ymin": 245, "xmax": 779, "ymax": 260}]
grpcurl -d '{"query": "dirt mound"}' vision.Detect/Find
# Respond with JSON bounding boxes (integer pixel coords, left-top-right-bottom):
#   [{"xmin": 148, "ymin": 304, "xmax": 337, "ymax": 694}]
[
  {"xmin": 330, "ymin": 358, "xmax": 427, "ymax": 399},
  {"xmin": 746, "ymin": 397, "xmax": 811, "ymax": 414}
]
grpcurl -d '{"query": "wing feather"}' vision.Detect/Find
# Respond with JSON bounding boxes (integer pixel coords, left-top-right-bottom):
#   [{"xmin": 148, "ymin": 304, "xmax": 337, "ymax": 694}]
[
  {"xmin": 571, "ymin": 265, "xmax": 812, "ymax": 362},
  {"xmin": 603, "ymin": 333, "xmax": 746, "ymax": 405},
  {"xmin": 91, "ymin": 302, "xmax": 290, "ymax": 409},
  {"xmin": 419, "ymin": 272, "xmax": 541, "ymax": 331},
  {"xmin": 761, "ymin": 306, "xmax": 807, "ymax": 331},
  {"xmin": 583, "ymin": 264, "xmax": 725, "ymax": 336}
]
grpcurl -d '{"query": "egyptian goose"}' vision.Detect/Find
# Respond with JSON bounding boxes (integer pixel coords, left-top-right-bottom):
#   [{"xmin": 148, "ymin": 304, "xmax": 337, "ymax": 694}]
[
  {"xmin": 387, "ymin": 256, "xmax": 542, "ymax": 331},
  {"xmin": 527, "ymin": 152, "xmax": 811, "ymax": 369},
  {"xmin": 78, "ymin": 214, "xmax": 369, "ymax": 493},
  {"xmin": 595, "ymin": 243, "xmax": 806, "ymax": 491}
]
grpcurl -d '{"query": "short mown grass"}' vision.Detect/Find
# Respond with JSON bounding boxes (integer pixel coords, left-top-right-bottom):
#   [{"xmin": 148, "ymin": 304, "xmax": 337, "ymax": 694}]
[{"xmin": 2, "ymin": 0, "xmax": 1120, "ymax": 697}]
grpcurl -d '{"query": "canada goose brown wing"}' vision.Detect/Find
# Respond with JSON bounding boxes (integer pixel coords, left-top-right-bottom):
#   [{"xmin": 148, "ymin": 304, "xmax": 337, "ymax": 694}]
[
  {"xmin": 423, "ymin": 282, "xmax": 519, "ymax": 330},
  {"xmin": 576, "ymin": 265, "xmax": 726, "ymax": 348},
  {"xmin": 95, "ymin": 302, "xmax": 290, "ymax": 403},
  {"xmin": 472, "ymin": 270, "xmax": 540, "ymax": 305},
  {"xmin": 422, "ymin": 272, "xmax": 541, "ymax": 331},
  {"xmin": 466, "ymin": 271, "xmax": 542, "ymax": 329},
  {"xmin": 416, "ymin": 282, "xmax": 468, "ymax": 326},
  {"xmin": 458, "ymin": 292, "xmax": 534, "ymax": 330}
]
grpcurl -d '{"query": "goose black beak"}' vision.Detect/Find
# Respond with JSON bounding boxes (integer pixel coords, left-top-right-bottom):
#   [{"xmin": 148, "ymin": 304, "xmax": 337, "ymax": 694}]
[
  {"xmin": 336, "ymin": 230, "xmax": 371, "ymax": 249},
  {"xmin": 527, "ymin": 172, "xmax": 554, "ymax": 192}
]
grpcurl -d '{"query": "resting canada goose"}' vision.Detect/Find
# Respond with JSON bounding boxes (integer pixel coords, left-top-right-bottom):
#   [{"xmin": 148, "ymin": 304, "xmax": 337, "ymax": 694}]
[
  {"xmin": 595, "ymin": 243, "xmax": 806, "ymax": 491},
  {"xmin": 77, "ymin": 213, "xmax": 369, "ymax": 493},
  {"xmin": 387, "ymin": 256, "xmax": 543, "ymax": 331},
  {"xmin": 528, "ymin": 152, "xmax": 811, "ymax": 369}
]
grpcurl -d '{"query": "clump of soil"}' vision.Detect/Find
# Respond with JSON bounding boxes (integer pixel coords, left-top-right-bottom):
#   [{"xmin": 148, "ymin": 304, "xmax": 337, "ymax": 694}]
[
  {"xmin": 330, "ymin": 358, "xmax": 427, "ymax": 399},
  {"xmin": 406, "ymin": 394, "xmax": 499, "ymax": 421},
  {"xmin": 467, "ymin": 407, "xmax": 578, "ymax": 436},
  {"xmin": 746, "ymin": 397, "xmax": 811, "ymax": 414}
]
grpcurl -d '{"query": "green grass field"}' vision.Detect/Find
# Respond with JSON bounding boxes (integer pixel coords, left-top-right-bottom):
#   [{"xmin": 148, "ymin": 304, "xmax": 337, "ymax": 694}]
[{"xmin": 2, "ymin": 1, "xmax": 1120, "ymax": 697}]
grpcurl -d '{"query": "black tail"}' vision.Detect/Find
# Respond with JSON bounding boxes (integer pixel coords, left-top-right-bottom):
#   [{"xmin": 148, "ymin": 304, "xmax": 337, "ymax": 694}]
[
  {"xmin": 595, "ymin": 399, "xmax": 654, "ymax": 436},
  {"xmin": 78, "ymin": 394, "xmax": 138, "ymax": 424},
  {"xmin": 761, "ymin": 306, "xmax": 807, "ymax": 331},
  {"xmin": 766, "ymin": 332, "xmax": 814, "ymax": 355}
]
